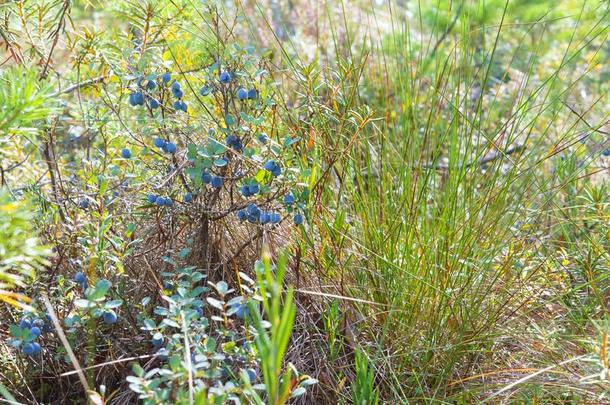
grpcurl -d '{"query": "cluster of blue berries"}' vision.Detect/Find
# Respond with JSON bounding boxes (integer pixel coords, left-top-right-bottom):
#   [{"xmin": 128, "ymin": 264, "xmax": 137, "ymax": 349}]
[
  {"xmin": 12, "ymin": 314, "xmax": 52, "ymax": 356},
  {"xmin": 127, "ymin": 72, "xmax": 188, "ymax": 112},
  {"xmin": 226, "ymin": 134, "xmax": 243, "ymax": 151},
  {"xmin": 263, "ymin": 160, "xmax": 282, "ymax": 177},
  {"xmin": 236, "ymin": 87, "xmax": 258, "ymax": 101},
  {"xmin": 148, "ymin": 194, "xmax": 173, "ymax": 207},
  {"xmin": 240, "ymin": 181, "xmax": 260, "ymax": 197},
  {"xmin": 236, "ymin": 203, "xmax": 282, "ymax": 224},
  {"xmin": 153, "ymin": 137, "xmax": 177, "ymax": 154},
  {"xmin": 171, "ymin": 81, "xmax": 188, "ymax": 112},
  {"xmin": 201, "ymin": 170, "xmax": 224, "ymax": 188}
]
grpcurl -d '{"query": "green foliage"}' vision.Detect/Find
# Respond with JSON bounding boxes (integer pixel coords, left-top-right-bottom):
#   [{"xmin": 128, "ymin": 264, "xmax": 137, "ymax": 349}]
[
  {"xmin": 246, "ymin": 251, "xmax": 316, "ymax": 405},
  {"xmin": 0, "ymin": 68, "xmax": 57, "ymax": 139},
  {"xmin": 0, "ymin": 189, "xmax": 50, "ymax": 305},
  {"xmin": 351, "ymin": 349, "xmax": 379, "ymax": 405}
]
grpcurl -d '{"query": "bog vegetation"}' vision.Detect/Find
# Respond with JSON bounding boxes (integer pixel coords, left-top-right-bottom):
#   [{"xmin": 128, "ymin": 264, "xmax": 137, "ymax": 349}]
[{"xmin": 0, "ymin": 0, "xmax": 608, "ymax": 404}]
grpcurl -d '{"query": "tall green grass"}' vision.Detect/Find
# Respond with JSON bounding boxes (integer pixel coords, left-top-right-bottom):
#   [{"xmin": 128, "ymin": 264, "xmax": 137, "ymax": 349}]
[{"xmin": 250, "ymin": 0, "xmax": 609, "ymax": 402}]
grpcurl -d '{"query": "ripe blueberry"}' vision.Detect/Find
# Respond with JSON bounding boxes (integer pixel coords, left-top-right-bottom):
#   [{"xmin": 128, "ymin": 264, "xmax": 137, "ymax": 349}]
[
  {"xmin": 146, "ymin": 80, "xmax": 157, "ymax": 90},
  {"xmin": 202, "ymin": 171, "xmax": 212, "ymax": 184},
  {"xmin": 271, "ymin": 212, "xmax": 281, "ymax": 224},
  {"xmin": 237, "ymin": 88, "xmax": 248, "ymax": 100},
  {"xmin": 19, "ymin": 318, "xmax": 32, "ymax": 330},
  {"xmin": 259, "ymin": 211, "xmax": 270, "ymax": 224},
  {"xmin": 154, "ymin": 137, "xmax": 166, "ymax": 148},
  {"xmin": 161, "ymin": 73, "xmax": 171, "ymax": 83},
  {"xmin": 165, "ymin": 142, "xmax": 177, "ymax": 153},
  {"xmin": 102, "ymin": 311, "xmax": 117, "ymax": 324},
  {"xmin": 22, "ymin": 343, "xmax": 36, "ymax": 355},
  {"xmin": 283, "ymin": 193, "xmax": 295, "ymax": 205},
  {"xmin": 294, "ymin": 213, "xmax": 303, "ymax": 225},
  {"xmin": 149, "ymin": 98, "xmax": 160, "ymax": 109},
  {"xmin": 79, "ymin": 198, "xmax": 89, "ymax": 209},
  {"xmin": 132, "ymin": 91, "xmax": 145, "ymax": 106},
  {"xmin": 240, "ymin": 185, "xmax": 251, "ymax": 197},
  {"xmin": 246, "ymin": 368, "xmax": 257, "ymax": 382},
  {"xmin": 184, "ymin": 192, "xmax": 193, "ymax": 203},
  {"xmin": 147, "ymin": 194, "xmax": 158, "ymax": 203},
  {"xmin": 258, "ymin": 133, "xmax": 269, "ymax": 143},
  {"xmin": 200, "ymin": 85, "xmax": 212, "ymax": 96},
  {"xmin": 237, "ymin": 210, "xmax": 247, "ymax": 221},
  {"xmin": 74, "ymin": 271, "xmax": 87, "ymax": 285},
  {"xmin": 248, "ymin": 183, "xmax": 260, "ymax": 194},
  {"xmin": 156, "ymin": 197, "xmax": 166, "ymax": 206},
  {"xmin": 263, "ymin": 160, "xmax": 277, "ymax": 171},
  {"xmin": 164, "ymin": 198, "xmax": 173, "ymax": 207},
  {"xmin": 29, "ymin": 326, "xmax": 41, "ymax": 338},
  {"xmin": 219, "ymin": 71, "xmax": 231, "ymax": 83},
  {"xmin": 121, "ymin": 148, "xmax": 132, "ymax": 159},
  {"xmin": 173, "ymin": 100, "xmax": 188, "ymax": 112},
  {"xmin": 603, "ymin": 148, "xmax": 610, "ymax": 157},
  {"xmin": 211, "ymin": 176, "xmax": 223, "ymax": 188},
  {"xmin": 152, "ymin": 334, "xmax": 164, "ymax": 347},
  {"xmin": 247, "ymin": 89, "xmax": 258, "ymax": 100}
]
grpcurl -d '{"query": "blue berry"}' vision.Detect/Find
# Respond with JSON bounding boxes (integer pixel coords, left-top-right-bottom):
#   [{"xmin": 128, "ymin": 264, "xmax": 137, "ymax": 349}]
[
  {"xmin": 237, "ymin": 88, "xmax": 248, "ymax": 100},
  {"xmin": 184, "ymin": 192, "xmax": 193, "ymax": 203},
  {"xmin": 259, "ymin": 211, "xmax": 270, "ymax": 224},
  {"xmin": 202, "ymin": 171, "xmax": 212, "ymax": 184},
  {"xmin": 240, "ymin": 185, "xmax": 252, "ymax": 197},
  {"xmin": 149, "ymin": 98, "xmax": 160, "ymax": 109},
  {"xmin": 172, "ymin": 87, "xmax": 184, "ymax": 99},
  {"xmin": 173, "ymin": 100, "xmax": 188, "ymax": 112},
  {"xmin": 146, "ymin": 80, "xmax": 157, "ymax": 90},
  {"xmin": 263, "ymin": 160, "xmax": 277, "ymax": 171},
  {"xmin": 147, "ymin": 194, "xmax": 157, "ymax": 203},
  {"xmin": 248, "ymin": 183, "xmax": 260, "ymax": 194},
  {"xmin": 237, "ymin": 210, "xmax": 247, "ymax": 221},
  {"xmin": 19, "ymin": 318, "xmax": 32, "ymax": 330},
  {"xmin": 234, "ymin": 303, "xmax": 249, "ymax": 319},
  {"xmin": 161, "ymin": 73, "xmax": 171, "ymax": 83},
  {"xmin": 152, "ymin": 334, "xmax": 164, "ymax": 347},
  {"xmin": 294, "ymin": 213, "xmax": 304, "ymax": 225},
  {"xmin": 283, "ymin": 193, "xmax": 295, "ymax": 205},
  {"xmin": 154, "ymin": 137, "xmax": 166, "ymax": 148},
  {"xmin": 271, "ymin": 212, "xmax": 281, "ymax": 224},
  {"xmin": 247, "ymin": 88, "xmax": 258, "ymax": 100},
  {"xmin": 164, "ymin": 198, "xmax": 173, "ymax": 207},
  {"xmin": 22, "ymin": 342, "xmax": 36, "ymax": 355},
  {"xmin": 74, "ymin": 271, "xmax": 87, "ymax": 285},
  {"xmin": 271, "ymin": 167, "xmax": 281, "ymax": 177},
  {"xmin": 78, "ymin": 198, "xmax": 89, "ymax": 209},
  {"xmin": 246, "ymin": 203, "xmax": 260, "ymax": 216},
  {"xmin": 102, "ymin": 311, "xmax": 117, "ymax": 324},
  {"xmin": 258, "ymin": 133, "xmax": 269, "ymax": 143},
  {"xmin": 171, "ymin": 81, "xmax": 181, "ymax": 91},
  {"xmin": 31, "ymin": 342, "xmax": 41, "ymax": 354},
  {"xmin": 156, "ymin": 197, "xmax": 166, "ymax": 206},
  {"xmin": 603, "ymin": 149, "xmax": 610, "ymax": 157},
  {"xmin": 165, "ymin": 142, "xmax": 177, "ymax": 153},
  {"xmin": 121, "ymin": 148, "xmax": 132, "ymax": 159},
  {"xmin": 29, "ymin": 326, "xmax": 41, "ymax": 338},
  {"xmin": 132, "ymin": 91, "xmax": 145, "ymax": 106},
  {"xmin": 219, "ymin": 71, "xmax": 232, "ymax": 83},
  {"xmin": 211, "ymin": 176, "xmax": 223, "ymax": 188},
  {"xmin": 200, "ymin": 85, "xmax": 212, "ymax": 96},
  {"xmin": 246, "ymin": 368, "xmax": 257, "ymax": 382}
]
